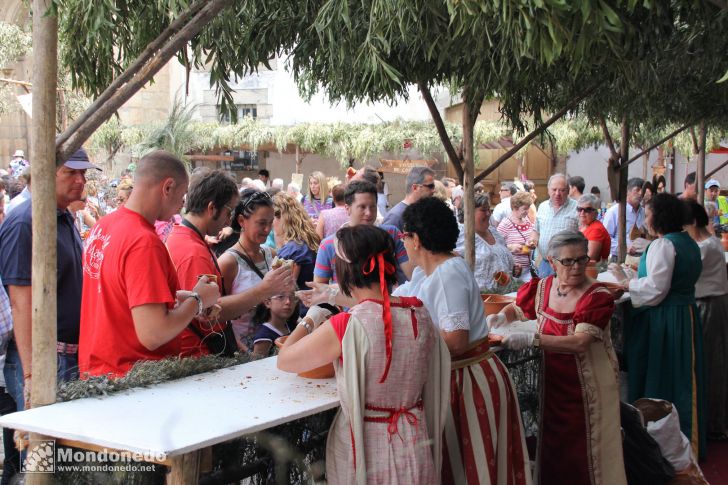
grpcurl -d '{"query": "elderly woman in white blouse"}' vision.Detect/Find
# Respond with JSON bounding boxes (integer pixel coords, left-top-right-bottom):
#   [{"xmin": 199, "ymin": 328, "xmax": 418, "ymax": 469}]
[{"xmin": 455, "ymin": 193, "xmax": 518, "ymax": 290}]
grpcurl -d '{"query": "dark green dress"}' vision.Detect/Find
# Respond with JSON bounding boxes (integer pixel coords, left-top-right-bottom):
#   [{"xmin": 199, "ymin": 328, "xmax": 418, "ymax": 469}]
[{"xmin": 625, "ymin": 231, "xmax": 706, "ymax": 459}]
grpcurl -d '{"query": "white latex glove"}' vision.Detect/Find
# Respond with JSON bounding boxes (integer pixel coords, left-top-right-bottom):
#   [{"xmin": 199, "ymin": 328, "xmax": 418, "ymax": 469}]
[
  {"xmin": 296, "ymin": 282, "xmax": 338, "ymax": 307},
  {"xmin": 304, "ymin": 305, "xmax": 335, "ymax": 329},
  {"xmin": 486, "ymin": 313, "xmax": 507, "ymax": 330},
  {"xmin": 502, "ymin": 332, "xmax": 535, "ymax": 351}
]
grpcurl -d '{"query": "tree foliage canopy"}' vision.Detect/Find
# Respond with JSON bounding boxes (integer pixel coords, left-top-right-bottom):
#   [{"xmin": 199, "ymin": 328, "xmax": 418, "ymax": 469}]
[{"xmin": 55, "ymin": 1, "xmax": 728, "ymax": 163}]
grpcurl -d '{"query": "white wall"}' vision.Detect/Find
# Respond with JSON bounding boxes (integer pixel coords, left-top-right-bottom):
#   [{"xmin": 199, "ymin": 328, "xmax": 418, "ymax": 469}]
[{"xmin": 565, "ymin": 145, "xmax": 728, "ymax": 202}]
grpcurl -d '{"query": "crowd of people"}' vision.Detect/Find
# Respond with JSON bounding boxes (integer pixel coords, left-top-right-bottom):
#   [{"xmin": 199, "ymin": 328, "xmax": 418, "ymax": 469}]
[{"xmin": 0, "ymin": 146, "xmax": 726, "ymax": 484}]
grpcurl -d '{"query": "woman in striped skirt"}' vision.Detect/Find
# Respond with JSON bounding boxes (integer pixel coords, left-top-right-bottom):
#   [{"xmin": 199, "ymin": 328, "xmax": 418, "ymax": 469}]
[{"xmin": 394, "ymin": 197, "xmax": 531, "ymax": 485}]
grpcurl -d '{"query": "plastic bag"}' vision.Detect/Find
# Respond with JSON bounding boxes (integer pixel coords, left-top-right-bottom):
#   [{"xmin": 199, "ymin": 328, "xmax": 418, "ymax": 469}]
[
  {"xmin": 634, "ymin": 398, "xmax": 708, "ymax": 485},
  {"xmin": 620, "ymin": 402, "xmax": 675, "ymax": 484}
]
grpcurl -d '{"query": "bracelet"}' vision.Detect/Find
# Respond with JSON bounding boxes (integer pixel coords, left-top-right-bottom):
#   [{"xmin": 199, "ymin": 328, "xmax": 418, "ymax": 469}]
[
  {"xmin": 189, "ymin": 292, "xmax": 204, "ymax": 316},
  {"xmin": 298, "ymin": 320, "xmax": 313, "ymax": 334}
]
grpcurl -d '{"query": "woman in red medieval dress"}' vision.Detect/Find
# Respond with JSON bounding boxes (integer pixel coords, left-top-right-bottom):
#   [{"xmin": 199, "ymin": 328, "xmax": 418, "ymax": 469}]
[{"xmin": 493, "ymin": 230, "xmax": 627, "ymax": 485}]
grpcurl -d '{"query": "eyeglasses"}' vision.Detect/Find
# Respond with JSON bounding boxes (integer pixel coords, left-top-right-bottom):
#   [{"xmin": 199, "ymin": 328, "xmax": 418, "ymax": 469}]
[
  {"xmin": 420, "ymin": 183, "xmax": 435, "ymax": 190},
  {"xmin": 553, "ymin": 255, "xmax": 590, "ymax": 267},
  {"xmin": 271, "ymin": 294, "xmax": 298, "ymax": 302},
  {"xmin": 576, "ymin": 207, "xmax": 596, "ymax": 213},
  {"xmin": 398, "ymin": 232, "xmax": 413, "ymax": 240}
]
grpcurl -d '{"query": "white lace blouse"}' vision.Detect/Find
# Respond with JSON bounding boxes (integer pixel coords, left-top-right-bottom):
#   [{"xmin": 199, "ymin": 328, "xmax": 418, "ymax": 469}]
[
  {"xmin": 454, "ymin": 225, "xmax": 514, "ymax": 291},
  {"xmin": 393, "ymin": 257, "xmax": 488, "ymax": 343}
]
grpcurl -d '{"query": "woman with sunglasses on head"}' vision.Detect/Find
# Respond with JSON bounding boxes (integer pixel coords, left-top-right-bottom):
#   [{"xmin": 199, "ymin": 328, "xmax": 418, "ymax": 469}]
[
  {"xmin": 577, "ymin": 193, "xmax": 611, "ymax": 262},
  {"xmin": 301, "ymin": 171, "xmax": 333, "ymax": 222},
  {"xmin": 492, "ymin": 230, "xmax": 626, "ymax": 485},
  {"xmin": 392, "ymin": 197, "xmax": 530, "ymax": 485},
  {"xmin": 497, "ymin": 191, "xmax": 536, "ymax": 282},
  {"xmin": 218, "ymin": 189, "xmax": 295, "ymax": 351},
  {"xmin": 278, "ymin": 224, "xmax": 449, "ymax": 485}
]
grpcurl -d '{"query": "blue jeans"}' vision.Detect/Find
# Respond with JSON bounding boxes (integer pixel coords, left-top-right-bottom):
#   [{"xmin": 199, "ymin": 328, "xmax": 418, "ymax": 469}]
[
  {"xmin": 538, "ymin": 259, "xmax": 555, "ymax": 278},
  {"xmin": 3, "ymin": 341, "xmax": 79, "ymax": 412}
]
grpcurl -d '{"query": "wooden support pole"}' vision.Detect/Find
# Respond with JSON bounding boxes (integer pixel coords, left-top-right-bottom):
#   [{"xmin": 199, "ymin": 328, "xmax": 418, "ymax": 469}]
[
  {"xmin": 28, "ymin": 0, "xmax": 58, "ymax": 482},
  {"xmin": 56, "ymin": 0, "xmax": 233, "ymax": 164},
  {"xmin": 617, "ymin": 117, "xmax": 630, "ymax": 263},
  {"xmin": 697, "ymin": 120, "xmax": 707, "ymax": 203},
  {"xmin": 461, "ymin": 91, "xmax": 478, "ymax": 269},
  {"xmin": 706, "ymin": 158, "xmax": 728, "ymax": 179},
  {"xmin": 166, "ymin": 450, "xmax": 202, "ymax": 485},
  {"xmin": 668, "ymin": 146, "xmax": 676, "ymax": 193}
]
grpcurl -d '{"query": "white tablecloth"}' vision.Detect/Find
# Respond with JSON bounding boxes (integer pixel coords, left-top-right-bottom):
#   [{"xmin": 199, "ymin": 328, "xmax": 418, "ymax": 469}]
[{"xmin": 0, "ymin": 357, "xmax": 338, "ymax": 457}]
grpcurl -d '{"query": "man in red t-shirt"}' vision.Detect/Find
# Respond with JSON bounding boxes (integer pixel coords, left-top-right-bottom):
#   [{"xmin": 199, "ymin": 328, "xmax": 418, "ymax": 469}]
[
  {"xmin": 79, "ymin": 151, "xmax": 219, "ymax": 377},
  {"xmin": 167, "ymin": 171, "xmax": 294, "ymax": 355}
]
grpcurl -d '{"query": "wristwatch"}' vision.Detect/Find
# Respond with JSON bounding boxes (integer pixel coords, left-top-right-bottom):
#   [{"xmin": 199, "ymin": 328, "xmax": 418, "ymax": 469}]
[
  {"xmin": 298, "ymin": 320, "xmax": 313, "ymax": 334},
  {"xmin": 533, "ymin": 333, "xmax": 541, "ymax": 348},
  {"xmin": 189, "ymin": 292, "xmax": 204, "ymax": 316}
]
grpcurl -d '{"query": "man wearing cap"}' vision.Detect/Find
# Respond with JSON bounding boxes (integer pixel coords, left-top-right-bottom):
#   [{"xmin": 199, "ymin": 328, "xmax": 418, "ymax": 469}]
[
  {"xmin": 705, "ymin": 179, "xmax": 728, "ymax": 225},
  {"xmin": 0, "ymin": 148, "xmax": 99, "ymax": 410},
  {"xmin": 7, "ymin": 150, "xmax": 29, "ymax": 178}
]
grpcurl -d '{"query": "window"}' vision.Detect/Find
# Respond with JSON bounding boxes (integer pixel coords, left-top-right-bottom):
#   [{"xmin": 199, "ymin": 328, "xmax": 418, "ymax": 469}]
[
  {"xmin": 220, "ymin": 151, "xmax": 259, "ymax": 171},
  {"xmin": 220, "ymin": 104, "xmax": 257, "ymax": 123}
]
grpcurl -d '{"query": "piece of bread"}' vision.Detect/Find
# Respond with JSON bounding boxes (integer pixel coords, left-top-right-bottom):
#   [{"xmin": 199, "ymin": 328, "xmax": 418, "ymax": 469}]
[{"xmin": 271, "ymin": 256, "xmax": 295, "ymax": 269}]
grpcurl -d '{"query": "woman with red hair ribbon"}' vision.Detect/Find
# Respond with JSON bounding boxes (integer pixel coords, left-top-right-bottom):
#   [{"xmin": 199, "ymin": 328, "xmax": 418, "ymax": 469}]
[{"xmin": 278, "ymin": 224, "xmax": 450, "ymax": 484}]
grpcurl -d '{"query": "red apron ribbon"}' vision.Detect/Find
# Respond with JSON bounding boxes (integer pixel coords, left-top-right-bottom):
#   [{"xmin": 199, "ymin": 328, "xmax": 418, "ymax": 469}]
[{"xmin": 364, "ymin": 400, "xmax": 423, "ymax": 441}]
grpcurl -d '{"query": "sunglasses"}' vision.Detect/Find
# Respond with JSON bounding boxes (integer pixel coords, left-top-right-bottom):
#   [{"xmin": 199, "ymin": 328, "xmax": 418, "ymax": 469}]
[
  {"xmin": 576, "ymin": 207, "xmax": 596, "ymax": 213},
  {"xmin": 553, "ymin": 255, "xmax": 590, "ymax": 267},
  {"xmin": 419, "ymin": 183, "xmax": 435, "ymax": 190},
  {"xmin": 242, "ymin": 191, "xmax": 271, "ymax": 210}
]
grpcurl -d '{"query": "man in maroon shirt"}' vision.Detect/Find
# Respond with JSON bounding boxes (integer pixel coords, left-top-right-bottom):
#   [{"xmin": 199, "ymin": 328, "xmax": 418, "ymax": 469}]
[{"xmin": 166, "ymin": 170, "xmax": 293, "ymax": 355}]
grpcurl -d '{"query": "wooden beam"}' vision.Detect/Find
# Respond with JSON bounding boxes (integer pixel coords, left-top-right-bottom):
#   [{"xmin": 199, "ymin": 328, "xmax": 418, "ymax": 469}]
[
  {"xmin": 55, "ymin": 0, "xmax": 209, "ymax": 148},
  {"xmin": 56, "ymin": 0, "xmax": 233, "ymax": 164},
  {"xmin": 473, "ymin": 86, "xmax": 596, "ymax": 184},
  {"xmin": 461, "ymin": 87, "xmax": 482, "ymax": 270},
  {"xmin": 617, "ymin": 117, "xmax": 629, "ymax": 263},
  {"xmin": 619, "ymin": 123, "xmax": 693, "ymax": 170},
  {"xmin": 28, "ymin": 1, "xmax": 58, "ymax": 482},
  {"xmin": 697, "ymin": 120, "xmax": 707, "ymax": 203},
  {"xmin": 419, "ymin": 81, "xmax": 464, "ymax": 183},
  {"xmin": 706, "ymin": 158, "xmax": 728, "ymax": 179}
]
